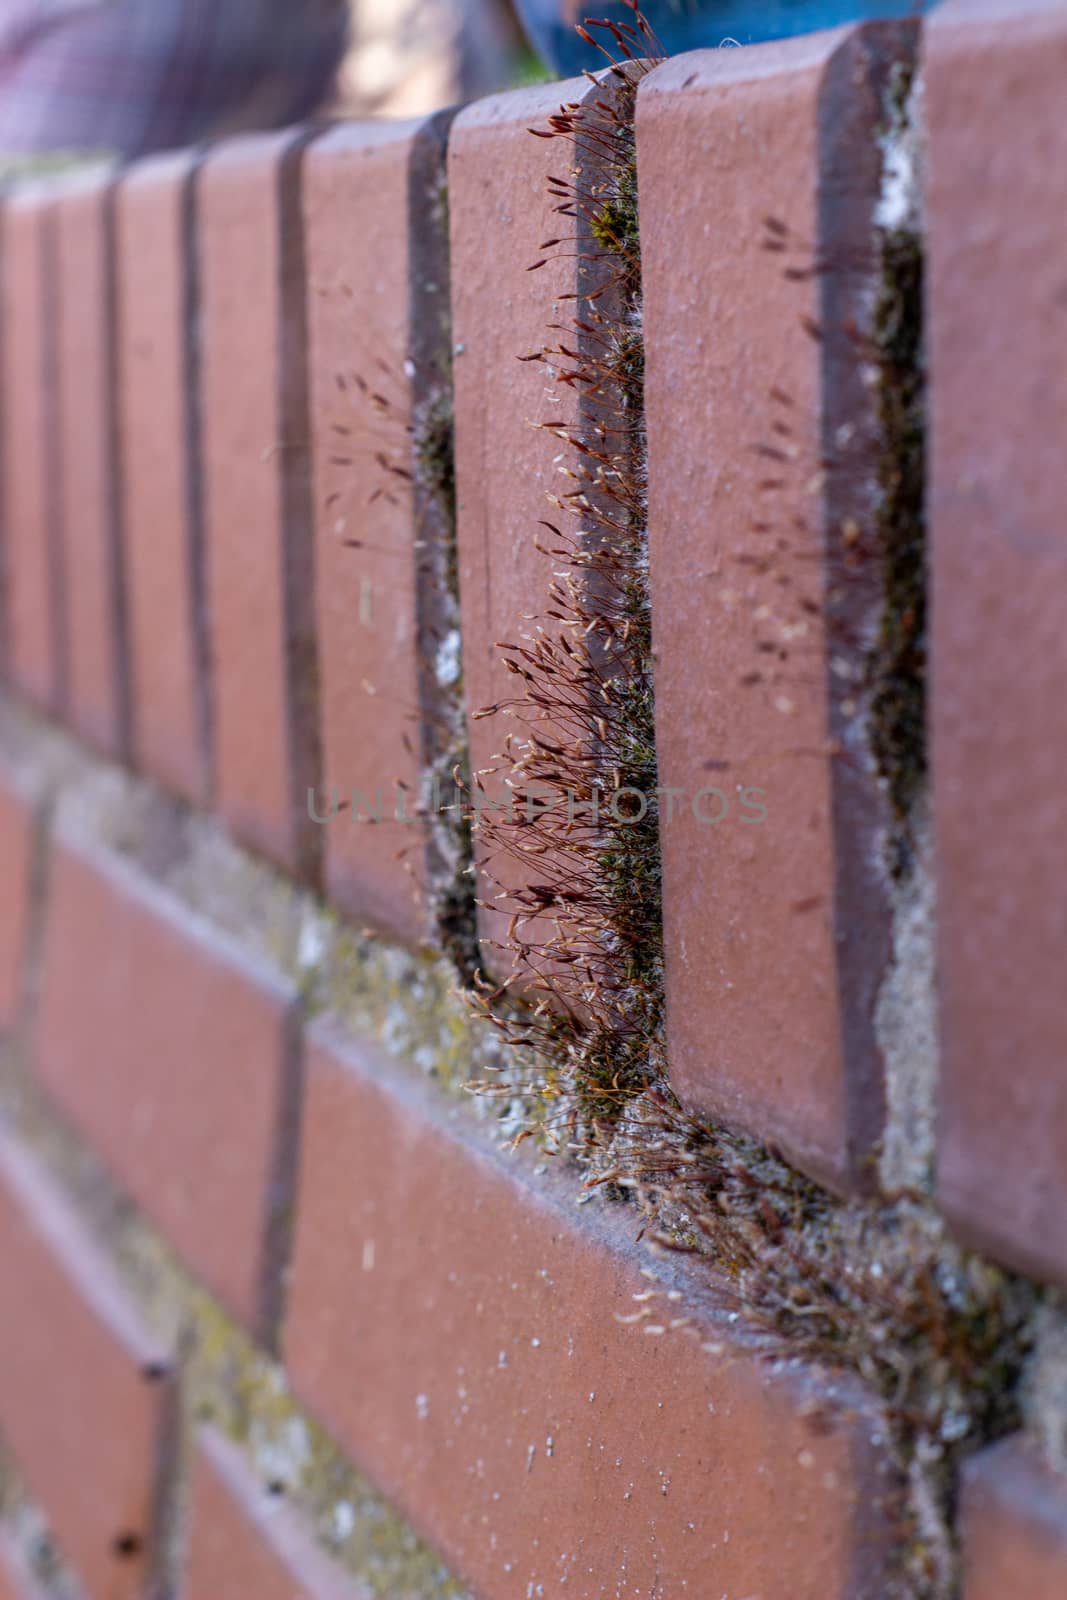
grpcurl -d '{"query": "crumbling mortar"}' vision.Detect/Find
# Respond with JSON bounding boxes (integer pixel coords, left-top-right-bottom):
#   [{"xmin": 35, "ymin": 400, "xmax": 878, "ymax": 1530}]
[
  {"xmin": 0, "ymin": 1004, "xmax": 469, "ymax": 1600},
  {"xmin": 1024, "ymin": 1299, "xmax": 1067, "ymax": 1478},
  {"xmin": 0, "ymin": 694, "xmax": 508, "ymax": 1106},
  {"xmin": 875, "ymin": 806, "xmax": 938, "ymax": 1197},
  {"xmin": 0, "ymin": 702, "xmax": 526, "ymax": 1593},
  {"xmin": 0, "ymin": 1449, "xmax": 86, "ymax": 1600},
  {"xmin": 871, "ymin": 67, "xmax": 937, "ymax": 1201}
]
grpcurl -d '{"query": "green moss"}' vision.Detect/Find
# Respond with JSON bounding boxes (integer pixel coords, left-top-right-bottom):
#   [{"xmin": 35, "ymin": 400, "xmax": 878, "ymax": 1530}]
[
  {"xmin": 588, "ymin": 129, "xmax": 663, "ymax": 1090},
  {"xmin": 507, "ymin": 44, "xmax": 555, "ymax": 88},
  {"xmin": 0, "ymin": 152, "xmax": 112, "ymax": 186},
  {"xmin": 589, "ymin": 134, "xmax": 639, "ymax": 278}
]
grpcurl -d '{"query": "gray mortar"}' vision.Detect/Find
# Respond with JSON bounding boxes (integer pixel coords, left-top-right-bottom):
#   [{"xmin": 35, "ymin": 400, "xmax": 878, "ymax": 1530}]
[
  {"xmin": 876, "ymin": 802, "xmax": 939, "ymax": 1195},
  {"xmin": 869, "ymin": 64, "xmax": 937, "ymax": 1199},
  {"xmin": 0, "ymin": 1451, "xmax": 88, "ymax": 1600},
  {"xmin": 0, "ymin": 695, "xmax": 485, "ymax": 1598},
  {"xmin": 1024, "ymin": 1300, "xmax": 1067, "ymax": 1476},
  {"xmin": 6, "ymin": 710, "xmax": 506, "ymax": 1105}
]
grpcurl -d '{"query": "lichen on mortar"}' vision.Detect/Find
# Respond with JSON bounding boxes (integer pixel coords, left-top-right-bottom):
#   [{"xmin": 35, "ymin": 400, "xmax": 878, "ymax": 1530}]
[{"xmin": 0, "ymin": 1014, "xmax": 469, "ymax": 1600}]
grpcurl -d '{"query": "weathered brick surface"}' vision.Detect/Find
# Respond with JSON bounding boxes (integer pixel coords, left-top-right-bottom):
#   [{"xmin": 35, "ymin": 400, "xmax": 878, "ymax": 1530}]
[
  {"xmin": 0, "ymin": 1126, "xmax": 171, "ymax": 1600},
  {"xmin": 927, "ymin": 0, "xmax": 1067, "ymax": 1287},
  {"xmin": 54, "ymin": 165, "xmax": 127, "ymax": 759},
  {"xmin": 37, "ymin": 838, "xmax": 300, "ymax": 1338},
  {"xmin": 0, "ymin": 42, "xmax": 1063, "ymax": 1597},
  {"xmin": 199, "ymin": 129, "xmax": 320, "ymax": 879},
  {"xmin": 186, "ymin": 1427, "xmax": 360, "ymax": 1600},
  {"xmin": 636, "ymin": 27, "xmax": 914, "ymax": 1191},
  {"xmin": 115, "ymin": 149, "xmax": 210, "ymax": 803},
  {"xmin": 449, "ymin": 79, "xmax": 630, "ymax": 983},
  {"xmin": 0, "ymin": 775, "xmax": 33, "ymax": 1032},
  {"xmin": 960, "ymin": 1437, "xmax": 1067, "ymax": 1597},
  {"xmin": 1, "ymin": 188, "xmax": 63, "ymax": 711},
  {"xmin": 285, "ymin": 1026, "xmax": 895, "ymax": 1599},
  {"xmin": 302, "ymin": 116, "xmax": 451, "ymax": 944}
]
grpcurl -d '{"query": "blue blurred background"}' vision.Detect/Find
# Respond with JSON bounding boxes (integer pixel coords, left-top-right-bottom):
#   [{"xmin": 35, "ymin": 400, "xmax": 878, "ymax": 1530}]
[{"xmin": 514, "ymin": 0, "xmax": 934, "ymax": 77}]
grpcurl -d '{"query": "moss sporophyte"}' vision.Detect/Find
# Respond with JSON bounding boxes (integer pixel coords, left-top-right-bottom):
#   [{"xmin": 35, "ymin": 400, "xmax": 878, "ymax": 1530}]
[
  {"xmin": 442, "ymin": 10, "xmax": 1048, "ymax": 1598},
  {"xmin": 316, "ymin": 11, "xmax": 1043, "ymax": 1594}
]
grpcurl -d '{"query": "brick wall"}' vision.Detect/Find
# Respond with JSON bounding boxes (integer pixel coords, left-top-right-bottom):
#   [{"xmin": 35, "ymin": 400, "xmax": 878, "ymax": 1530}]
[{"xmin": 1, "ymin": 2, "xmax": 1065, "ymax": 1596}]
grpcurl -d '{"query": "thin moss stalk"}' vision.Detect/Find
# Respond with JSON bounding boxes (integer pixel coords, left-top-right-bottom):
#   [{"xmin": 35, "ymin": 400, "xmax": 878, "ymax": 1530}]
[
  {"xmin": 466, "ymin": 24, "xmax": 667, "ymax": 1148},
  {"xmin": 465, "ymin": 16, "xmax": 1046, "ymax": 1598}
]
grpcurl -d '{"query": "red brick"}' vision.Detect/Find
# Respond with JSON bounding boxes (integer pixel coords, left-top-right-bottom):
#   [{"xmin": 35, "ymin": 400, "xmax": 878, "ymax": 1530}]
[
  {"xmin": 54, "ymin": 165, "xmax": 127, "ymax": 759},
  {"xmin": 186, "ymin": 1428, "xmax": 360, "ymax": 1600},
  {"xmin": 0, "ymin": 1530, "xmax": 51, "ymax": 1600},
  {"xmin": 0, "ymin": 774, "xmax": 33, "ymax": 1031},
  {"xmin": 960, "ymin": 1437, "xmax": 1067, "ymax": 1598},
  {"xmin": 927, "ymin": 0, "xmax": 1067, "ymax": 1287},
  {"xmin": 0, "ymin": 1544, "xmax": 16, "ymax": 1600},
  {"xmin": 636, "ymin": 27, "xmax": 914, "ymax": 1191},
  {"xmin": 115, "ymin": 150, "xmax": 209, "ymax": 803},
  {"xmin": 303, "ymin": 116, "xmax": 452, "ymax": 943},
  {"xmin": 199, "ymin": 130, "xmax": 320, "ymax": 879},
  {"xmin": 284, "ymin": 1025, "xmax": 896, "ymax": 1599},
  {"xmin": 1, "ymin": 188, "xmax": 64, "ymax": 711},
  {"xmin": 449, "ymin": 79, "xmax": 630, "ymax": 983},
  {"xmin": 0, "ymin": 1126, "xmax": 171, "ymax": 1600},
  {"xmin": 37, "ymin": 838, "xmax": 300, "ymax": 1339}
]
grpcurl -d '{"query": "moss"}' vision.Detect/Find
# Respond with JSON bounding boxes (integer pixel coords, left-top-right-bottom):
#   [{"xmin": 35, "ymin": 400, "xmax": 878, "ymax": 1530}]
[
  {"xmin": 606, "ymin": 1090, "xmax": 1042, "ymax": 1597},
  {"xmin": 507, "ymin": 44, "xmax": 555, "ymax": 89},
  {"xmin": 0, "ymin": 152, "xmax": 112, "ymax": 188},
  {"xmin": 462, "ymin": 61, "xmax": 668, "ymax": 1135},
  {"xmin": 462, "ymin": 26, "xmax": 1046, "ymax": 1597}
]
